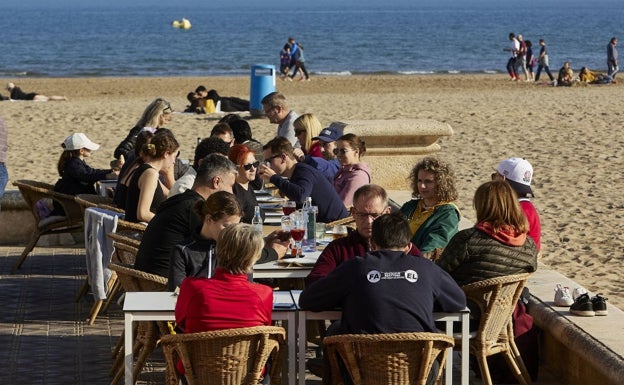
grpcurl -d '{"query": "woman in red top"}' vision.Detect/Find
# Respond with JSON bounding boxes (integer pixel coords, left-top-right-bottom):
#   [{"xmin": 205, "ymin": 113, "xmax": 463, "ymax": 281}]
[
  {"xmin": 174, "ymin": 223, "xmax": 273, "ymax": 375},
  {"xmin": 175, "ymin": 223, "xmax": 273, "ymax": 333}
]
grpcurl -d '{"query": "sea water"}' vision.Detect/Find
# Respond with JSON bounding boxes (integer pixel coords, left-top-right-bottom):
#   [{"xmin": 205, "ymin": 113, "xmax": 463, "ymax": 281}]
[{"xmin": 1, "ymin": 2, "xmax": 623, "ymax": 78}]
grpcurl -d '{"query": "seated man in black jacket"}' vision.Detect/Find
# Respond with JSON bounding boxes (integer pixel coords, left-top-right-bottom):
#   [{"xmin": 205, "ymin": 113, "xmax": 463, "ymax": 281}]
[{"xmin": 299, "ymin": 212, "xmax": 466, "ymax": 384}]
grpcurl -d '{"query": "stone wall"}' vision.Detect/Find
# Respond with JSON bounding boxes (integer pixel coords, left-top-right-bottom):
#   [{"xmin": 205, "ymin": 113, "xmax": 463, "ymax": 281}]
[{"xmin": 342, "ymin": 119, "xmax": 454, "ymax": 190}]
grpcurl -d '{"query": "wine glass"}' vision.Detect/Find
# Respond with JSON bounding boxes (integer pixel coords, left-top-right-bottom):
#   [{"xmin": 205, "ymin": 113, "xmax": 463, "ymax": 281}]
[
  {"xmin": 282, "ymin": 200, "xmax": 296, "ymax": 216},
  {"xmin": 289, "ymin": 211, "xmax": 305, "ymax": 257}
]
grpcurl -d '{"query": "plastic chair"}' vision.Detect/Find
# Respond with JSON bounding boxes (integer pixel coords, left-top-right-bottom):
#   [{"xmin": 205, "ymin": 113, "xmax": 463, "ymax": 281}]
[
  {"xmin": 460, "ymin": 273, "xmax": 533, "ymax": 385},
  {"xmin": 160, "ymin": 326, "xmax": 286, "ymax": 385},
  {"xmin": 11, "ymin": 180, "xmax": 84, "ymax": 273},
  {"xmin": 323, "ymin": 332, "xmax": 454, "ymax": 385}
]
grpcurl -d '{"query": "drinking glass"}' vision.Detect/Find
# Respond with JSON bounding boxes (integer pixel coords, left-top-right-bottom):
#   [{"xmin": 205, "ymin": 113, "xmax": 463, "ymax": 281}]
[
  {"xmin": 332, "ymin": 225, "xmax": 348, "ymax": 240},
  {"xmin": 282, "ymin": 200, "xmax": 296, "ymax": 216},
  {"xmin": 289, "ymin": 211, "xmax": 305, "ymax": 257}
]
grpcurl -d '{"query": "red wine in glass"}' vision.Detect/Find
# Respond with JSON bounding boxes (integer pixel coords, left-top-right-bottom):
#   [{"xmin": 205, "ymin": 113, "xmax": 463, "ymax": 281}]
[
  {"xmin": 290, "ymin": 228, "xmax": 305, "ymax": 241},
  {"xmin": 282, "ymin": 206, "xmax": 296, "ymax": 215}
]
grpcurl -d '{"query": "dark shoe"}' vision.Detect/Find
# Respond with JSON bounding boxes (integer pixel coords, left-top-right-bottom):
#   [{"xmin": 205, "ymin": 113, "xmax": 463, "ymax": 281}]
[
  {"xmin": 570, "ymin": 293, "xmax": 594, "ymax": 316},
  {"xmin": 591, "ymin": 294, "xmax": 608, "ymax": 316}
]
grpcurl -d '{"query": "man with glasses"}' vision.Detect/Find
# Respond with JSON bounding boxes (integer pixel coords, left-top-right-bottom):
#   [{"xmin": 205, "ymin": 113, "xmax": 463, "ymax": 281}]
[
  {"xmin": 261, "ymin": 91, "xmax": 300, "ymax": 146},
  {"xmin": 259, "ymin": 136, "xmax": 348, "ymax": 224},
  {"xmin": 305, "ymin": 184, "xmax": 421, "ymax": 287}
]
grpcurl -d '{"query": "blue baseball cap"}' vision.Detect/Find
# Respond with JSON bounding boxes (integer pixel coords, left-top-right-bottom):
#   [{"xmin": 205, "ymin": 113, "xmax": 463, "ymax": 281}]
[{"xmin": 313, "ymin": 125, "xmax": 342, "ymax": 142}]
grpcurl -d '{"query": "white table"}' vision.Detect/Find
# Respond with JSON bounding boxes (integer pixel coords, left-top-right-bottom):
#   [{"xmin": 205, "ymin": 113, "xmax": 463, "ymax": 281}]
[
  {"xmin": 122, "ymin": 291, "xmax": 298, "ymax": 385},
  {"xmin": 290, "ymin": 290, "xmax": 470, "ymax": 385},
  {"xmin": 253, "ymin": 251, "xmax": 320, "ymax": 279}
]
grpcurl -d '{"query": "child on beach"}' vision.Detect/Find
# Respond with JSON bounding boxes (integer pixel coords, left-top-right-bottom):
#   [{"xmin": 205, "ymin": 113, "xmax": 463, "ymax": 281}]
[
  {"xmin": 51, "ymin": 133, "xmax": 119, "ymax": 216},
  {"xmin": 279, "ymin": 44, "xmax": 291, "ymax": 79}
]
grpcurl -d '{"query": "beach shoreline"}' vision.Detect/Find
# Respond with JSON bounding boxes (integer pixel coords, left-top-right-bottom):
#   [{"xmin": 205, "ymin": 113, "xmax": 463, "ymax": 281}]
[{"xmin": 2, "ymin": 74, "xmax": 623, "ymax": 307}]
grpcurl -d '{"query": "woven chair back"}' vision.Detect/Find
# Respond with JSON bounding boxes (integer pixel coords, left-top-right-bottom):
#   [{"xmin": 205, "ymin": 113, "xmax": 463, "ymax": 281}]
[
  {"xmin": 160, "ymin": 326, "xmax": 286, "ymax": 385},
  {"xmin": 461, "ymin": 273, "xmax": 530, "ymax": 348},
  {"xmin": 323, "ymin": 332, "xmax": 454, "ymax": 385}
]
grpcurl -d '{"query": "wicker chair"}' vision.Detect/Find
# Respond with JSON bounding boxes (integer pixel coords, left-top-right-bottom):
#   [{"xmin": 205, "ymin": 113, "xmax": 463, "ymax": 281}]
[
  {"xmin": 98, "ymin": 235, "xmax": 141, "ymax": 315},
  {"xmin": 108, "ymin": 262, "xmax": 169, "ymax": 385},
  {"xmin": 160, "ymin": 326, "xmax": 286, "ymax": 385},
  {"xmin": 11, "ymin": 180, "xmax": 85, "ymax": 273},
  {"xmin": 460, "ymin": 273, "xmax": 533, "ymax": 385},
  {"xmin": 323, "ymin": 332, "xmax": 454, "ymax": 385},
  {"xmin": 75, "ymin": 194, "xmax": 115, "ymax": 214}
]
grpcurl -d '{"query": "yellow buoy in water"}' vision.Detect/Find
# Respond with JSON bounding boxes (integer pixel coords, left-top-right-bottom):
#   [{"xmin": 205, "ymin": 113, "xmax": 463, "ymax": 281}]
[{"xmin": 172, "ymin": 18, "xmax": 191, "ymax": 29}]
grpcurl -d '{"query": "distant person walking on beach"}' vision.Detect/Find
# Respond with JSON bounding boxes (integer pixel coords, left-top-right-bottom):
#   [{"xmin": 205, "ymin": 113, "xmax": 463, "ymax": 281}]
[
  {"xmin": 0, "ymin": 117, "xmax": 8, "ymax": 212},
  {"xmin": 287, "ymin": 36, "xmax": 299, "ymax": 76},
  {"xmin": 290, "ymin": 43, "xmax": 310, "ymax": 81},
  {"xmin": 535, "ymin": 39, "xmax": 555, "ymax": 83},
  {"xmin": 279, "ymin": 44, "xmax": 291, "ymax": 79},
  {"xmin": 525, "ymin": 40, "xmax": 535, "ymax": 81},
  {"xmin": 505, "ymin": 33, "xmax": 520, "ymax": 81},
  {"xmin": 607, "ymin": 37, "xmax": 618, "ymax": 81},
  {"xmin": 6, "ymin": 82, "xmax": 67, "ymax": 101},
  {"xmin": 515, "ymin": 34, "xmax": 529, "ymax": 81}
]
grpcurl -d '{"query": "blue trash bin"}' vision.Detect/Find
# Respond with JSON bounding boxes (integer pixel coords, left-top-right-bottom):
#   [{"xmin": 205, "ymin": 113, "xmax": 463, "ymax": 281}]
[{"xmin": 249, "ymin": 64, "xmax": 276, "ymax": 117}]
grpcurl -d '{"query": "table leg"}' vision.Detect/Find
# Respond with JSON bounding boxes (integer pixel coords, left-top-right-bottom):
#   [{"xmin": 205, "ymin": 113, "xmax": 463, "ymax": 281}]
[
  {"xmin": 461, "ymin": 312, "xmax": 470, "ymax": 385},
  {"xmin": 124, "ymin": 312, "xmax": 133, "ymax": 385},
  {"xmin": 443, "ymin": 319, "xmax": 453, "ymax": 385},
  {"xmin": 297, "ymin": 312, "xmax": 306, "ymax": 385},
  {"xmin": 287, "ymin": 313, "xmax": 297, "ymax": 385}
]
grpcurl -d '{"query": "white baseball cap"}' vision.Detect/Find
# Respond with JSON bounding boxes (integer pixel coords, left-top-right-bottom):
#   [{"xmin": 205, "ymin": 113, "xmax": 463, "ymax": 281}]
[
  {"xmin": 62, "ymin": 133, "xmax": 100, "ymax": 151},
  {"xmin": 496, "ymin": 157, "xmax": 534, "ymax": 196}
]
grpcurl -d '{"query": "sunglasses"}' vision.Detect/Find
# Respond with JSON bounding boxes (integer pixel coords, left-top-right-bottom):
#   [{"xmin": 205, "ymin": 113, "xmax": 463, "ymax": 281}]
[
  {"xmin": 333, "ymin": 148, "xmax": 352, "ymax": 156},
  {"xmin": 242, "ymin": 161, "xmax": 260, "ymax": 171},
  {"xmin": 265, "ymin": 153, "xmax": 283, "ymax": 162},
  {"xmin": 162, "ymin": 104, "xmax": 173, "ymax": 114}
]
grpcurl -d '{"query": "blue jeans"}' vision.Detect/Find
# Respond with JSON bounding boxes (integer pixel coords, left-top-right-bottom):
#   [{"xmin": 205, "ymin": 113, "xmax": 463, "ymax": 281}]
[
  {"xmin": 0, "ymin": 162, "xmax": 8, "ymax": 212},
  {"xmin": 608, "ymin": 60, "xmax": 618, "ymax": 79},
  {"xmin": 535, "ymin": 64, "xmax": 554, "ymax": 81}
]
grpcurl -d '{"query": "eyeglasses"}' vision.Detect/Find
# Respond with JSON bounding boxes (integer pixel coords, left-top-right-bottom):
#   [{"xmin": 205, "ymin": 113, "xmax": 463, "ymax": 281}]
[
  {"xmin": 352, "ymin": 211, "xmax": 384, "ymax": 220},
  {"xmin": 242, "ymin": 161, "xmax": 260, "ymax": 171},
  {"xmin": 333, "ymin": 148, "xmax": 352, "ymax": 156},
  {"xmin": 265, "ymin": 153, "xmax": 283, "ymax": 162}
]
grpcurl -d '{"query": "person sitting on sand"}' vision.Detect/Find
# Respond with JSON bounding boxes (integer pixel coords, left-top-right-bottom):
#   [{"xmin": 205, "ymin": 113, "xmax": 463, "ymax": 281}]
[
  {"xmin": 557, "ymin": 62, "xmax": 576, "ymax": 86},
  {"xmin": 579, "ymin": 67, "xmax": 613, "ymax": 84},
  {"xmin": 6, "ymin": 82, "xmax": 67, "ymax": 101}
]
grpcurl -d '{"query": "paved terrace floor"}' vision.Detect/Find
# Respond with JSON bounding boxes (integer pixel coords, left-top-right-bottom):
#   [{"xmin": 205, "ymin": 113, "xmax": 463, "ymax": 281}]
[{"xmin": 0, "ymin": 245, "xmax": 564, "ymax": 385}]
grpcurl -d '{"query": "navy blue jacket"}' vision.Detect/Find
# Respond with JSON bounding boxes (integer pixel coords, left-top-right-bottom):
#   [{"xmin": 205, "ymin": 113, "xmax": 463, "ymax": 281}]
[
  {"xmin": 299, "ymin": 249, "xmax": 466, "ymax": 333},
  {"xmin": 270, "ymin": 162, "xmax": 348, "ymax": 223}
]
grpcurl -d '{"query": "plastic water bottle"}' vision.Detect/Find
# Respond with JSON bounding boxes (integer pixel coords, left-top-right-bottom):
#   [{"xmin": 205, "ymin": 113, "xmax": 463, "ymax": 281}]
[
  {"xmin": 252, "ymin": 206, "xmax": 263, "ymax": 233},
  {"xmin": 302, "ymin": 197, "xmax": 317, "ymax": 252}
]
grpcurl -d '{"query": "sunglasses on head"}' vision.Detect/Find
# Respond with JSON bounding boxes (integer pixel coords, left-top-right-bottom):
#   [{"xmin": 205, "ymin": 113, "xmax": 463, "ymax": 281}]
[{"xmin": 242, "ymin": 161, "xmax": 260, "ymax": 171}]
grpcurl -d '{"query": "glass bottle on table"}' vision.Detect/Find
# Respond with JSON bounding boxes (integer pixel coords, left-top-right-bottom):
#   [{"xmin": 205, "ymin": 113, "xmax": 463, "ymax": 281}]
[
  {"xmin": 252, "ymin": 205, "xmax": 263, "ymax": 233},
  {"xmin": 302, "ymin": 197, "xmax": 317, "ymax": 252}
]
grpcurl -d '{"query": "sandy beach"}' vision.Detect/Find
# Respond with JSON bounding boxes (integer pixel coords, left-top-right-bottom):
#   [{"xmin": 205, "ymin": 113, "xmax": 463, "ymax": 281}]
[{"xmin": 1, "ymin": 74, "xmax": 622, "ymax": 307}]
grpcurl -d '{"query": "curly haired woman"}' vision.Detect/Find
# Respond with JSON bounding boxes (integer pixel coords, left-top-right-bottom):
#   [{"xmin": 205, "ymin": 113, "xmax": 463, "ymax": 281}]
[{"xmin": 399, "ymin": 157, "xmax": 460, "ymax": 258}]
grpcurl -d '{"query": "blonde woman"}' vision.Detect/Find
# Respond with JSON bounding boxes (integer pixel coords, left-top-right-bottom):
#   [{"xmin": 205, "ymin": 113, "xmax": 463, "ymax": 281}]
[
  {"xmin": 293, "ymin": 113, "xmax": 323, "ymax": 159},
  {"xmin": 114, "ymin": 97, "xmax": 173, "ymax": 160},
  {"xmin": 175, "ymin": 222, "xmax": 272, "ymax": 333}
]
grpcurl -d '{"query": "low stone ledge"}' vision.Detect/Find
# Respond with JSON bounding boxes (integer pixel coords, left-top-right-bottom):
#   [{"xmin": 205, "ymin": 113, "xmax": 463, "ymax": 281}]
[
  {"xmin": 343, "ymin": 119, "xmax": 453, "ymax": 189},
  {"xmin": 0, "ymin": 189, "xmax": 82, "ymax": 247},
  {"xmin": 527, "ymin": 265, "xmax": 624, "ymax": 385}
]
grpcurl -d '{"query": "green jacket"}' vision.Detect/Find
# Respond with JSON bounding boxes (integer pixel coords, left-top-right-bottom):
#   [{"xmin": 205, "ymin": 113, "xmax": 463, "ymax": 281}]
[{"xmin": 400, "ymin": 199, "xmax": 461, "ymax": 253}]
